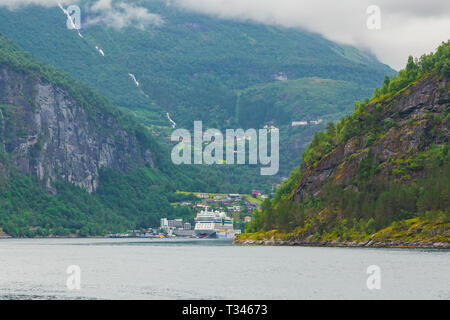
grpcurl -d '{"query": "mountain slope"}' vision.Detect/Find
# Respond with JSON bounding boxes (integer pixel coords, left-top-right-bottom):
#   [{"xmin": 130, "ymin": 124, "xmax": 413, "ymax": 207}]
[
  {"xmin": 239, "ymin": 41, "xmax": 450, "ymax": 247},
  {"xmin": 0, "ymin": 33, "xmax": 225, "ymax": 237},
  {"xmin": 0, "ymin": 0, "xmax": 395, "ymax": 176},
  {"xmin": 0, "ymin": 32, "xmax": 167, "ymax": 191}
]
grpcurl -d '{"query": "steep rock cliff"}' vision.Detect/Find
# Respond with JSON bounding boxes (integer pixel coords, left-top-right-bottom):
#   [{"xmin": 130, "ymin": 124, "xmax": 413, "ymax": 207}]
[
  {"xmin": 0, "ymin": 66, "xmax": 154, "ymax": 193},
  {"xmin": 293, "ymin": 75, "xmax": 450, "ymax": 202}
]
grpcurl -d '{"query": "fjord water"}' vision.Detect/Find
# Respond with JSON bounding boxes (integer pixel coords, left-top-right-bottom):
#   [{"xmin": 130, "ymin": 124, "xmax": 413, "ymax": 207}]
[{"xmin": 0, "ymin": 238, "xmax": 448, "ymax": 300}]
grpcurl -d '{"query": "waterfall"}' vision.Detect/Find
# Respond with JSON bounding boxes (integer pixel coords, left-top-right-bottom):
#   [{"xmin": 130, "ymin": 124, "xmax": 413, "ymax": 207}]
[
  {"xmin": 128, "ymin": 73, "xmax": 140, "ymax": 87},
  {"xmin": 166, "ymin": 112, "xmax": 176, "ymax": 128}
]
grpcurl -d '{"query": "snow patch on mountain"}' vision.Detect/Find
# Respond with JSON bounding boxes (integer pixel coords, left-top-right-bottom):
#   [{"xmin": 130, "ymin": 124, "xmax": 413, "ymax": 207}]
[
  {"xmin": 95, "ymin": 46, "xmax": 105, "ymax": 56},
  {"xmin": 128, "ymin": 73, "xmax": 140, "ymax": 87}
]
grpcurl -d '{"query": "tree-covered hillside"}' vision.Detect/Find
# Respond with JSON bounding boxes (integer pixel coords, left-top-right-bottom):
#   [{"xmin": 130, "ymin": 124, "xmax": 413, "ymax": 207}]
[
  {"xmin": 0, "ymin": 33, "xmax": 269, "ymax": 237},
  {"xmin": 0, "ymin": 0, "xmax": 395, "ymax": 176},
  {"xmin": 240, "ymin": 41, "xmax": 450, "ymax": 246}
]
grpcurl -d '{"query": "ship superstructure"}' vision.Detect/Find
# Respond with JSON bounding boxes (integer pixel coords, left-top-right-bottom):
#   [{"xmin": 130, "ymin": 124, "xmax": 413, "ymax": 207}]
[{"xmin": 194, "ymin": 209, "xmax": 235, "ymax": 238}]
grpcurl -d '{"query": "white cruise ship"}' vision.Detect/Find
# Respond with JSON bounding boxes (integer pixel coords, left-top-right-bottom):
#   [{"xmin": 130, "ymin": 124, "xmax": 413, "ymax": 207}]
[{"xmin": 194, "ymin": 209, "xmax": 235, "ymax": 238}]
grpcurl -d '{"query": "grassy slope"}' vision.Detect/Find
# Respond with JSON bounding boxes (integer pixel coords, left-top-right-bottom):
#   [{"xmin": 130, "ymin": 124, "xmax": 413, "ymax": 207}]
[{"xmin": 237, "ymin": 216, "xmax": 449, "ymax": 246}]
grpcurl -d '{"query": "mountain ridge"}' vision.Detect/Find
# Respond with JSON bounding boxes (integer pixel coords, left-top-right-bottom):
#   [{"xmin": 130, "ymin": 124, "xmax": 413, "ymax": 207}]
[{"xmin": 0, "ymin": 0, "xmax": 395, "ymax": 176}]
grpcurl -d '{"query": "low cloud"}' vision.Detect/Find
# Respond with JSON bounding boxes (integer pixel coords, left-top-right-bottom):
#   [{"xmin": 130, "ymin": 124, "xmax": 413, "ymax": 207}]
[
  {"xmin": 0, "ymin": 0, "xmax": 74, "ymax": 9},
  {"xmin": 0, "ymin": 0, "xmax": 163, "ymax": 30},
  {"xmin": 87, "ymin": 0, "xmax": 163, "ymax": 29},
  {"xmin": 173, "ymin": 0, "xmax": 450, "ymax": 70},
  {"xmin": 2, "ymin": 0, "xmax": 448, "ymax": 69}
]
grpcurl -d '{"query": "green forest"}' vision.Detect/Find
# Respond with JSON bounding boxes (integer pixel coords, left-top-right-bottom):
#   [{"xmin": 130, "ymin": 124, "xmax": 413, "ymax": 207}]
[
  {"xmin": 0, "ymin": 0, "xmax": 395, "ymax": 178},
  {"xmin": 243, "ymin": 42, "xmax": 450, "ymax": 243},
  {"xmin": 0, "ymin": 33, "xmax": 271, "ymax": 237}
]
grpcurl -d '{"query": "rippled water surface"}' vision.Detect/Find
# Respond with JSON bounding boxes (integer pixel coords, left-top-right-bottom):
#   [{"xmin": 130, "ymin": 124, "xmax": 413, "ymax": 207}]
[{"xmin": 0, "ymin": 238, "xmax": 448, "ymax": 299}]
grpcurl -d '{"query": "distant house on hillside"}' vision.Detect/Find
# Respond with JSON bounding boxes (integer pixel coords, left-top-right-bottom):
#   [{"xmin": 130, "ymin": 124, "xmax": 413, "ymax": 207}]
[
  {"xmin": 273, "ymin": 72, "xmax": 288, "ymax": 81},
  {"xmin": 263, "ymin": 125, "xmax": 278, "ymax": 132},
  {"xmin": 227, "ymin": 206, "xmax": 241, "ymax": 212},
  {"xmin": 292, "ymin": 121, "xmax": 308, "ymax": 126},
  {"xmin": 252, "ymin": 190, "xmax": 261, "ymax": 197}
]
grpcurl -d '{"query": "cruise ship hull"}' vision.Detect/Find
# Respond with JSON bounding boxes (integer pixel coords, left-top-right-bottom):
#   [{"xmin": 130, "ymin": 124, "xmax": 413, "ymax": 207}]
[
  {"xmin": 194, "ymin": 229, "xmax": 235, "ymax": 239},
  {"xmin": 195, "ymin": 229, "xmax": 217, "ymax": 238}
]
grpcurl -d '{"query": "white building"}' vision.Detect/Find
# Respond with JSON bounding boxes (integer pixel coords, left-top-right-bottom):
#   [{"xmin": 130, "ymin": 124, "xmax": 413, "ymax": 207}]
[
  {"xmin": 168, "ymin": 219, "xmax": 183, "ymax": 229},
  {"xmin": 160, "ymin": 218, "xmax": 168, "ymax": 229},
  {"xmin": 292, "ymin": 121, "xmax": 308, "ymax": 126},
  {"xmin": 273, "ymin": 72, "xmax": 288, "ymax": 81},
  {"xmin": 227, "ymin": 206, "xmax": 241, "ymax": 212}
]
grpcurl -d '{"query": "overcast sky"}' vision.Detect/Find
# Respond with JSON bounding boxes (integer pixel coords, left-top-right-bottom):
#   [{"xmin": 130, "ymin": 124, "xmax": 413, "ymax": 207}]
[{"xmin": 2, "ymin": 0, "xmax": 449, "ymax": 70}]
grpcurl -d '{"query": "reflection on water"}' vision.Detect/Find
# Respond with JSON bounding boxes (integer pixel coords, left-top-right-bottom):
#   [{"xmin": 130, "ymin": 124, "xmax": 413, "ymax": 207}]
[{"xmin": 0, "ymin": 238, "xmax": 449, "ymax": 300}]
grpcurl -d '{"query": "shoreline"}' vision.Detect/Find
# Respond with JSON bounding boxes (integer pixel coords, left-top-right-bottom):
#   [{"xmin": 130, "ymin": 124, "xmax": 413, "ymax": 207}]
[
  {"xmin": 234, "ymin": 238, "xmax": 450, "ymax": 249},
  {"xmin": 2, "ymin": 235, "xmax": 448, "ymax": 249},
  {"xmin": 0, "ymin": 236, "xmax": 219, "ymax": 240}
]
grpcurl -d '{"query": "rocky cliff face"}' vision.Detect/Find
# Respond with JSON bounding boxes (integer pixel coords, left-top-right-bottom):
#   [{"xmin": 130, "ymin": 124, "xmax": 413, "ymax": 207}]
[
  {"xmin": 0, "ymin": 66, "xmax": 154, "ymax": 193},
  {"xmin": 293, "ymin": 75, "xmax": 450, "ymax": 202}
]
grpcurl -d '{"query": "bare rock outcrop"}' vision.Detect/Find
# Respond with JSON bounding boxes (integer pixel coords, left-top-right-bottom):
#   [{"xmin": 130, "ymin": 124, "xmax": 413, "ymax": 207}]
[
  {"xmin": 0, "ymin": 67, "xmax": 155, "ymax": 193},
  {"xmin": 293, "ymin": 76, "xmax": 450, "ymax": 203}
]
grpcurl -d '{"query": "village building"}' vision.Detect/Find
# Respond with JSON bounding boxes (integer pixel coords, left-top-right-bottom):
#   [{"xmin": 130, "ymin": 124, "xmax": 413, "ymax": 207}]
[{"xmin": 292, "ymin": 121, "xmax": 308, "ymax": 126}]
